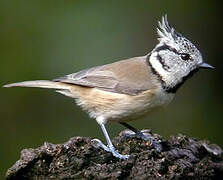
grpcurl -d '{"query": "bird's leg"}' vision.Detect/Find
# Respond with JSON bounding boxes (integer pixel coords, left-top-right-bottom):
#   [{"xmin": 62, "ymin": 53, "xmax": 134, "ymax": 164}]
[
  {"xmin": 91, "ymin": 123, "xmax": 129, "ymax": 160},
  {"xmin": 120, "ymin": 122, "xmax": 162, "ymax": 152}
]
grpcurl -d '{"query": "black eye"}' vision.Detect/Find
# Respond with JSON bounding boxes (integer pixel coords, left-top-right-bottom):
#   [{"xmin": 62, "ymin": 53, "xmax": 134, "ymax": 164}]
[{"xmin": 180, "ymin": 53, "xmax": 190, "ymax": 61}]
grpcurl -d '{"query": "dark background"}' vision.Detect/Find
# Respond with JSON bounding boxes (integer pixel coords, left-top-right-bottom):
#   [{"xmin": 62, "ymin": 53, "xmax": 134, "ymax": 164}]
[{"xmin": 1, "ymin": 0, "xmax": 222, "ymax": 177}]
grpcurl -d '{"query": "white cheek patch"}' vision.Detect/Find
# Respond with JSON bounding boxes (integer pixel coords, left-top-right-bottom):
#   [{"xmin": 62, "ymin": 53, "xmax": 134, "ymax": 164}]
[
  {"xmin": 149, "ymin": 52, "xmax": 175, "ymax": 86},
  {"xmin": 150, "ymin": 52, "xmax": 168, "ymax": 76}
]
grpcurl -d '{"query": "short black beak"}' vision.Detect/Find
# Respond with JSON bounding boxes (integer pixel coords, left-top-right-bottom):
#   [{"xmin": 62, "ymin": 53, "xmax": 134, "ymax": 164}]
[{"xmin": 199, "ymin": 62, "xmax": 215, "ymax": 70}]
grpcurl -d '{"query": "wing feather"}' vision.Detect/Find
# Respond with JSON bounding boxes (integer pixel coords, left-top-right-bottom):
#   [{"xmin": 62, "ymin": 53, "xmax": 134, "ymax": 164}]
[{"xmin": 53, "ymin": 57, "xmax": 156, "ymax": 95}]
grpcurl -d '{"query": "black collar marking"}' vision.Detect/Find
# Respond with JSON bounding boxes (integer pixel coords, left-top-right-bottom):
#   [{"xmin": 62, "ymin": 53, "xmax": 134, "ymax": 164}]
[
  {"xmin": 164, "ymin": 68, "xmax": 199, "ymax": 93},
  {"xmin": 146, "ymin": 53, "xmax": 165, "ymax": 84}
]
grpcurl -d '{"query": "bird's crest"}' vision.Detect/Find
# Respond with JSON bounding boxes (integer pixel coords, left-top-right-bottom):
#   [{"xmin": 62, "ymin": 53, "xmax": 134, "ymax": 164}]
[{"xmin": 157, "ymin": 15, "xmax": 182, "ymax": 44}]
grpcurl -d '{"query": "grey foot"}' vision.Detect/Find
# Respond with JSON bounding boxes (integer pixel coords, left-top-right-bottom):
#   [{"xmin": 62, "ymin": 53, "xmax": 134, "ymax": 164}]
[
  {"xmin": 121, "ymin": 129, "xmax": 162, "ymax": 152},
  {"xmin": 91, "ymin": 139, "xmax": 129, "ymax": 160}
]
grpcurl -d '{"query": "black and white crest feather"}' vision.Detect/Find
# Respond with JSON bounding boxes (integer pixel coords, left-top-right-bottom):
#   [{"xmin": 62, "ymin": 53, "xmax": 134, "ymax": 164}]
[{"xmin": 157, "ymin": 15, "xmax": 182, "ymax": 44}]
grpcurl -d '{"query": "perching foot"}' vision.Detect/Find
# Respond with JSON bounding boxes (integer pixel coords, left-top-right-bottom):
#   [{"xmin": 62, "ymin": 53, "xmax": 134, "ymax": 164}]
[
  {"xmin": 91, "ymin": 139, "xmax": 129, "ymax": 160},
  {"xmin": 121, "ymin": 129, "xmax": 162, "ymax": 152}
]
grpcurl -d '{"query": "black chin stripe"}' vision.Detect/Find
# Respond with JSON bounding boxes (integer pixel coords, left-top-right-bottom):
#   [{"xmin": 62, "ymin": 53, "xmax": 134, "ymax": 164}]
[
  {"xmin": 154, "ymin": 43, "xmax": 179, "ymax": 54},
  {"xmin": 164, "ymin": 68, "xmax": 199, "ymax": 93}
]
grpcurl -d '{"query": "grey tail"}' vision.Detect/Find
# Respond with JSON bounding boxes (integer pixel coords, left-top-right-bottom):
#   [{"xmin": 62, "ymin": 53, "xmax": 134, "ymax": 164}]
[{"xmin": 3, "ymin": 80, "xmax": 70, "ymax": 90}]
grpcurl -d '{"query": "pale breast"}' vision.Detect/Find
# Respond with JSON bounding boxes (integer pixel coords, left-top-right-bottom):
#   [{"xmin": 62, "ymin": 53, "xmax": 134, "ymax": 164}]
[{"xmin": 71, "ymin": 85, "xmax": 174, "ymax": 123}]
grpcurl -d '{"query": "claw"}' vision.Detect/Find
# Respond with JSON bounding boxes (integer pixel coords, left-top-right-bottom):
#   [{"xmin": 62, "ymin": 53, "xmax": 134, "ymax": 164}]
[
  {"xmin": 91, "ymin": 139, "xmax": 110, "ymax": 152},
  {"xmin": 121, "ymin": 129, "xmax": 162, "ymax": 152},
  {"xmin": 91, "ymin": 138, "xmax": 129, "ymax": 160}
]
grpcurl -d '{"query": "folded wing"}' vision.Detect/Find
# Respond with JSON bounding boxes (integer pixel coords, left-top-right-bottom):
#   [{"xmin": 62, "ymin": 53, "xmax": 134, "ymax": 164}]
[{"xmin": 53, "ymin": 57, "xmax": 156, "ymax": 95}]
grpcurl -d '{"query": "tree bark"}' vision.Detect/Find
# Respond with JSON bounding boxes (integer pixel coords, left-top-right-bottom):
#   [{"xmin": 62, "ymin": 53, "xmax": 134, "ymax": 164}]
[{"xmin": 6, "ymin": 130, "xmax": 223, "ymax": 179}]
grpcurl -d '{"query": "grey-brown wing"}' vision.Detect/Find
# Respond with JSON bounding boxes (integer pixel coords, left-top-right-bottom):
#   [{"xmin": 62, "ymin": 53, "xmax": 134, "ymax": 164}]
[
  {"xmin": 53, "ymin": 66, "xmax": 119, "ymax": 89},
  {"xmin": 53, "ymin": 57, "xmax": 156, "ymax": 95}
]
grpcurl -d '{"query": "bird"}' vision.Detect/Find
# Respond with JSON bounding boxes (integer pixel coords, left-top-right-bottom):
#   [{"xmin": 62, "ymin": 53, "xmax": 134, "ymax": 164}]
[{"xmin": 3, "ymin": 15, "xmax": 214, "ymax": 160}]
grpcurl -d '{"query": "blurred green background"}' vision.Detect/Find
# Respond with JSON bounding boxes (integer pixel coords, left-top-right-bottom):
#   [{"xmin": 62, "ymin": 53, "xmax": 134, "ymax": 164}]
[{"xmin": 0, "ymin": 0, "xmax": 222, "ymax": 178}]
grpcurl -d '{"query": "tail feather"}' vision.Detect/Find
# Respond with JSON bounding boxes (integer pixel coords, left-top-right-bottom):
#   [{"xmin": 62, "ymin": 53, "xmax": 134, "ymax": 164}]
[{"xmin": 3, "ymin": 80, "xmax": 70, "ymax": 90}]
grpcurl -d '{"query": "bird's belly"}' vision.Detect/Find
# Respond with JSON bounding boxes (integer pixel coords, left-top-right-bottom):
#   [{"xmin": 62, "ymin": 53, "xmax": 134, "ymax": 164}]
[
  {"xmin": 108, "ymin": 88, "xmax": 174, "ymax": 122},
  {"xmin": 73, "ymin": 87, "xmax": 174, "ymax": 123}
]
